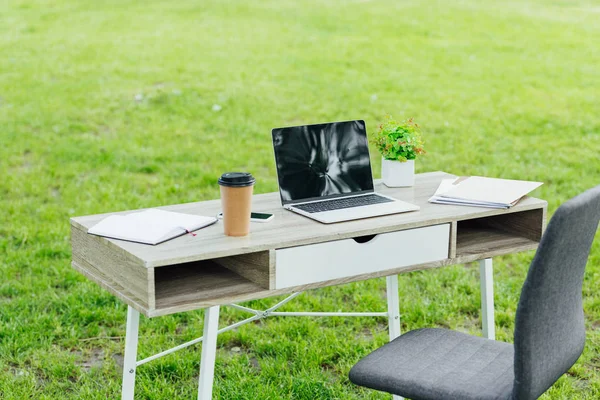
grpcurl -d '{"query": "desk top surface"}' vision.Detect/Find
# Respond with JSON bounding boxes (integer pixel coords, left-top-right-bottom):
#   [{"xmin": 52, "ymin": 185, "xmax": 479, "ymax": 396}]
[{"xmin": 71, "ymin": 171, "xmax": 547, "ymax": 268}]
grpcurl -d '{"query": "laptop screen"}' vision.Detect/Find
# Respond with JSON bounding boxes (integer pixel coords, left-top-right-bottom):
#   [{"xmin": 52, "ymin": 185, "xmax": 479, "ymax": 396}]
[{"xmin": 272, "ymin": 120, "xmax": 374, "ymax": 205}]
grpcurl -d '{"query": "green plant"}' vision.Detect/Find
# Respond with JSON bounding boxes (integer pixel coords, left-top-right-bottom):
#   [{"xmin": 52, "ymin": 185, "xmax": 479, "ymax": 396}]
[{"xmin": 372, "ymin": 115, "xmax": 425, "ymax": 162}]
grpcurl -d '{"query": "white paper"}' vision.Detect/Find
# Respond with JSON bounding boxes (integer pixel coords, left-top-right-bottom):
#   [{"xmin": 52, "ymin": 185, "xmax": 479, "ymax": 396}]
[
  {"xmin": 429, "ymin": 198, "xmax": 509, "ymax": 209},
  {"xmin": 429, "ymin": 176, "xmax": 542, "ymax": 209},
  {"xmin": 439, "ymin": 176, "xmax": 542, "ymax": 206},
  {"xmin": 433, "ymin": 178, "xmax": 459, "ymax": 196}
]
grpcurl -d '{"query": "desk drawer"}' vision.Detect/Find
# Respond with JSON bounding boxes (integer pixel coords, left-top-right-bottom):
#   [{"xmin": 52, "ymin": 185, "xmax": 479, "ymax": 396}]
[{"xmin": 274, "ymin": 223, "xmax": 450, "ymax": 289}]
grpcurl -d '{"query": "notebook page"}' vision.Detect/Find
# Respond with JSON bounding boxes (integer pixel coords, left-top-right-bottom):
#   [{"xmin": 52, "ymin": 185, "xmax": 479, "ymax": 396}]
[
  {"xmin": 88, "ymin": 214, "xmax": 172, "ymax": 244},
  {"xmin": 137, "ymin": 209, "xmax": 216, "ymax": 232},
  {"xmin": 88, "ymin": 209, "xmax": 217, "ymax": 245}
]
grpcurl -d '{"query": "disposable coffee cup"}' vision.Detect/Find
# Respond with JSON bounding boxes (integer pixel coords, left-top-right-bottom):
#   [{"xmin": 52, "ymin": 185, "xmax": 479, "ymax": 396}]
[{"xmin": 218, "ymin": 172, "xmax": 256, "ymax": 236}]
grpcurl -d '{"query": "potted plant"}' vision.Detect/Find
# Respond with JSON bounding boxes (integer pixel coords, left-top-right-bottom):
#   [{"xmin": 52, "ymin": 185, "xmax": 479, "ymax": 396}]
[{"xmin": 371, "ymin": 115, "xmax": 425, "ymax": 187}]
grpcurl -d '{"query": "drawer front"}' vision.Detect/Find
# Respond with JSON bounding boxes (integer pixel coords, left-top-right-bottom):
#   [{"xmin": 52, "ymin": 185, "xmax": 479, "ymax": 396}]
[{"xmin": 275, "ymin": 223, "xmax": 450, "ymax": 289}]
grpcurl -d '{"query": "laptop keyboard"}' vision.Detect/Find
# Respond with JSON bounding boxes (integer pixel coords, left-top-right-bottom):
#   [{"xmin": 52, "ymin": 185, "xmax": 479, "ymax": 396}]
[{"xmin": 293, "ymin": 194, "xmax": 394, "ymax": 213}]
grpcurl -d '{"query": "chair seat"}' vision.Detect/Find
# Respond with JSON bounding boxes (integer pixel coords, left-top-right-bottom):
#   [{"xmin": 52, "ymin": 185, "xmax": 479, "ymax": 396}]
[{"xmin": 349, "ymin": 328, "xmax": 515, "ymax": 400}]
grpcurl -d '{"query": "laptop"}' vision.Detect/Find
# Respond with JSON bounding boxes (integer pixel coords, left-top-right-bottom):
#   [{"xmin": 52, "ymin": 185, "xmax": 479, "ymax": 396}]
[{"xmin": 272, "ymin": 120, "xmax": 420, "ymax": 224}]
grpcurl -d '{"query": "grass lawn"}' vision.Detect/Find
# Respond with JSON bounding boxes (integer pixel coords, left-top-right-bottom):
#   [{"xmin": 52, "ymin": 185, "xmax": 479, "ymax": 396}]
[{"xmin": 1, "ymin": 0, "xmax": 600, "ymax": 398}]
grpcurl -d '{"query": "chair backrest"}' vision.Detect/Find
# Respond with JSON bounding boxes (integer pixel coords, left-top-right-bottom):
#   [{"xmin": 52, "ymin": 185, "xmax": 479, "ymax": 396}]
[{"xmin": 513, "ymin": 185, "xmax": 600, "ymax": 399}]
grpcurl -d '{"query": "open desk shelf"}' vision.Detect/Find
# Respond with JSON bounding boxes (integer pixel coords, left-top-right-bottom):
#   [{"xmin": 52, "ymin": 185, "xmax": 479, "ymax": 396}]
[
  {"xmin": 456, "ymin": 208, "xmax": 544, "ymax": 258},
  {"xmin": 154, "ymin": 260, "xmax": 266, "ymax": 311}
]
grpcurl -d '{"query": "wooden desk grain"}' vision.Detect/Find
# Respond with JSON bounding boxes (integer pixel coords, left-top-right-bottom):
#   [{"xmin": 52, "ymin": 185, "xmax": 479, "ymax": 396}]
[
  {"xmin": 71, "ymin": 171, "xmax": 546, "ymax": 268},
  {"xmin": 70, "ymin": 171, "xmax": 547, "ymax": 317}
]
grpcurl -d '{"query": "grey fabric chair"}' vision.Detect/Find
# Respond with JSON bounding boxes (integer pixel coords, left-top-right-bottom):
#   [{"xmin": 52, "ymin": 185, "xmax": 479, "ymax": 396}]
[{"xmin": 349, "ymin": 185, "xmax": 600, "ymax": 400}]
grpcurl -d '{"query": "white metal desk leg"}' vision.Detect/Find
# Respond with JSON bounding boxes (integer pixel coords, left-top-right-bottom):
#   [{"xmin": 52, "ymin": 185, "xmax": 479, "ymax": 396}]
[
  {"xmin": 386, "ymin": 275, "xmax": 404, "ymax": 400},
  {"xmin": 479, "ymin": 258, "xmax": 495, "ymax": 340},
  {"xmin": 386, "ymin": 275, "xmax": 401, "ymax": 340},
  {"xmin": 122, "ymin": 306, "xmax": 140, "ymax": 400},
  {"xmin": 198, "ymin": 306, "xmax": 220, "ymax": 400}
]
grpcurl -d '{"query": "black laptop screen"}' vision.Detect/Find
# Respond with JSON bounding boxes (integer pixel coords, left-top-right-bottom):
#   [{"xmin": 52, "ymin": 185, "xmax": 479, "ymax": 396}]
[{"xmin": 272, "ymin": 120, "xmax": 374, "ymax": 204}]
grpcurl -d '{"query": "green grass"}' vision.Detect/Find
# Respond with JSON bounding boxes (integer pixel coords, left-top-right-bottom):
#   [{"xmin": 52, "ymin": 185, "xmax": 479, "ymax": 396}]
[{"xmin": 1, "ymin": 0, "xmax": 600, "ymax": 398}]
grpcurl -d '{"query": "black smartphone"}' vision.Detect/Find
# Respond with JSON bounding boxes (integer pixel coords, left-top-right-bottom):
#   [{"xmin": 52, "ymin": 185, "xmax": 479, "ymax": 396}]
[
  {"xmin": 217, "ymin": 212, "xmax": 274, "ymax": 223},
  {"xmin": 250, "ymin": 212, "xmax": 275, "ymax": 222}
]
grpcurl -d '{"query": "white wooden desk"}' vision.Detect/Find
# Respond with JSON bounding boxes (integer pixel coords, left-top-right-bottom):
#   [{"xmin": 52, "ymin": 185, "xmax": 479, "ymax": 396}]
[{"xmin": 70, "ymin": 171, "xmax": 547, "ymax": 400}]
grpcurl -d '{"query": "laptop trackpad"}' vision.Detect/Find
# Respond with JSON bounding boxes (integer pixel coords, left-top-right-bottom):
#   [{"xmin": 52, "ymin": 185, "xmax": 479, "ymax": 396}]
[{"xmin": 310, "ymin": 201, "xmax": 419, "ymax": 223}]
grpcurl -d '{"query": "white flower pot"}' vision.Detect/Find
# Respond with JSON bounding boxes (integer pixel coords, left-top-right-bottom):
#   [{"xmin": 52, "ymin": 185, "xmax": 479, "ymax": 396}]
[{"xmin": 381, "ymin": 158, "xmax": 414, "ymax": 187}]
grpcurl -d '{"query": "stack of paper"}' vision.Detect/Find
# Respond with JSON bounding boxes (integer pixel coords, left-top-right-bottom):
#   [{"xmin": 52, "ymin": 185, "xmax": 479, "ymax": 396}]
[
  {"xmin": 429, "ymin": 176, "xmax": 543, "ymax": 209},
  {"xmin": 88, "ymin": 209, "xmax": 217, "ymax": 245}
]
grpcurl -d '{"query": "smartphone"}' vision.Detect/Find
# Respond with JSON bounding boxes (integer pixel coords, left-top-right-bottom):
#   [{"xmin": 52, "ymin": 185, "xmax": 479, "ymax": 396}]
[{"xmin": 217, "ymin": 212, "xmax": 274, "ymax": 223}]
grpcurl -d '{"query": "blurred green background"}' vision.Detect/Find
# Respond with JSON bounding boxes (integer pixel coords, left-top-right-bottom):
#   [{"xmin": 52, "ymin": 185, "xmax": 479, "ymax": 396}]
[{"xmin": 1, "ymin": 0, "xmax": 599, "ymax": 398}]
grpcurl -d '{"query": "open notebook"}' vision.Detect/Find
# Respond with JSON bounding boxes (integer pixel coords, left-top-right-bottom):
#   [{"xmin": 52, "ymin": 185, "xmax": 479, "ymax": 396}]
[
  {"xmin": 429, "ymin": 176, "xmax": 543, "ymax": 209},
  {"xmin": 88, "ymin": 209, "xmax": 217, "ymax": 245}
]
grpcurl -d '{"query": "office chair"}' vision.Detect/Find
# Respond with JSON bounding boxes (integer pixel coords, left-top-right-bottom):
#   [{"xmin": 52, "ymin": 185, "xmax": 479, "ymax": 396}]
[{"xmin": 349, "ymin": 185, "xmax": 600, "ymax": 400}]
